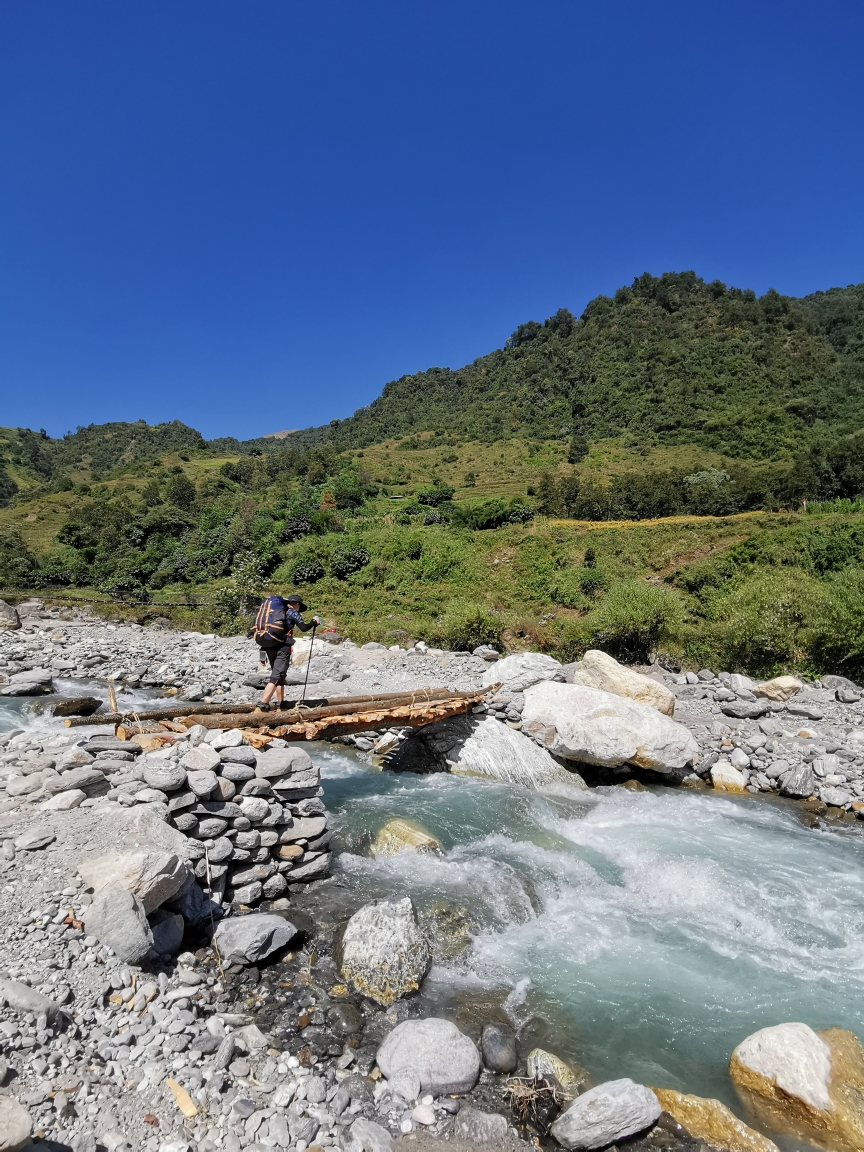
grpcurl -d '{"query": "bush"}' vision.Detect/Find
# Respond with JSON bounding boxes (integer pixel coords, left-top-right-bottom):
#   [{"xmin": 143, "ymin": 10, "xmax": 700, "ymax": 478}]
[
  {"xmin": 280, "ymin": 515, "xmax": 312, "ymax": 542},
  {"xmin": 0, "ymin": 528, "xmax": 40, "ymax": 588},
  {"xmin": 432, "ymin": 600, "xmax": 502, "ymax": 651},
  {"xmin": 810, "ymin": 569, "xmax": 864, "ymax": 676},
  {"xmin": 709, "ymin": 568, "xmax": 825, "ymax": 675},
  {"xmin": 331, "ymin": 545, "xmax": 370, "ymax": 579},
  {"xmin": 423, "ymin": 510, "xmax": 442, "ymax": 525},
  {"xmin": 587, "ymin": 579, "xmax": 686, "ymax": 663},
  {"xmin": 291, "ymin": 556, "xmax": 325, "ymax": 584},
  {"xmin": 417, "ymin": 487, "xmax": 455, "ymax": 507}
]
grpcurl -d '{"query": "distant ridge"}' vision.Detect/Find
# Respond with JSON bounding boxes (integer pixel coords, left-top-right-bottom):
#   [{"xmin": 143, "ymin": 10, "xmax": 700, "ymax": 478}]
[{"xmin": 261, "ymin": 430, "xmax": 299, "ymax": 440}]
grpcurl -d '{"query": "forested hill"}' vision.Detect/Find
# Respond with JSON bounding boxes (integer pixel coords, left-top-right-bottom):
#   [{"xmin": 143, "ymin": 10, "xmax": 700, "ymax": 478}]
[{"xmin": 286, "ymin": 273, "xmax": 864, "ymax": 461}]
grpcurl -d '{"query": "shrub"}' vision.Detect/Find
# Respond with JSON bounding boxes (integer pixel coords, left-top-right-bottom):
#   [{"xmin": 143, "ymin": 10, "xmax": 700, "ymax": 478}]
[
  {"xmin": 423, "ymin": 510, "xmax": 442, "ymax": 525},
  {"xmin": 280, "ymin": 515, "xmax": 312, "ymax": 542},
  {"xmin": 587, "ymin": 579, "xmax": 686, "ymax": 663},
  {"xmin": 0, "ymin": 528, "xmax": 40, "ymax": 588},
  {"xmin": 417, "ymin": 487, "xmax": 455, "ymax": 507},
  {"xmin": 331, "ymin": 545, "xmax": 370, "ymax": 579},
  {"xmin": 811, "ymin": 569, "xmax": 864, "ymax": 676},
  {"xmin": 291, "ymin": 556, "xmax": 325, "ymax": 584},
  {"xmin": 432, "ymin": 600, "xmax": 502, "ymax": 652},
  {"xmin": 709, "ymin": 568, "xmax": 825, "ymax": 675}
]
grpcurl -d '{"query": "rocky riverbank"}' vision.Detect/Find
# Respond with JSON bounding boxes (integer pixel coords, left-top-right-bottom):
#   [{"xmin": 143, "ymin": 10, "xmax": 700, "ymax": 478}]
[{"xmin": 2, "ymin": 597, "xmax": 864, "ymax": 1152}]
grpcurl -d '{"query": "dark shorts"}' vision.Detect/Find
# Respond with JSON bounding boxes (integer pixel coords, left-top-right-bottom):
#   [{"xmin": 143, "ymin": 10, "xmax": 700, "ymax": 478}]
[{"xmin": 262, "ymin": 641, "xmax": 294, "ymax": 685}]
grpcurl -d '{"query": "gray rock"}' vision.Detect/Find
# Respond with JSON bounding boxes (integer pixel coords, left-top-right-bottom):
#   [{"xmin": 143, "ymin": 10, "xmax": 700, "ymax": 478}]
[
  {"xmin": 13, "ymin": 828, "xmax": 55, "ymax": 851},
  {"xmin": 149, "ymin": 909, "xmax": 185, "ymax": 954},
  {"xmin": 85, "ymin": 883, "xmax": 154, "ymax": 963},
  {"xmin": 450, "ymin": 715, "xmax": 586, "ymax": 790},
  {"xmin": 0, "ymin": 599, "xmax": 21, "ymax": 631},
  {"xmin": 821, "ymin": 674, "xmax": 859, "ymax": 691},
  {"xmin": 720, "ymin": 701, "xmax": 771, "ymax": 719},
  {"xmin": 454, "ymin": 1106, "xmax": 510, "ymax": 1145},
  {"xmin": 0, "ymin": 977, "xmax": 66, "ymax": 1024},
  {"xmin": 781, "ymin": 765, "xmax": 817, "ymax": 799},
  {"xmin": 786, "ymin": 702, "xmax": 825, "ymax": 720},
  {"xmin": 43, "ymin": 767, "xmax": 107, "ymax": 797},
  {"xmin": 6, "ymin": 774, "xmax": 45, "ymax": 797},
  {"xmin": 481, "ymin": 1022, "xmax": 517, "ymax": 1072},
  {"xmin": 481, "ymin": 651, "xmax": 564, "ymax": 693},
  {"xmin": 186, "ymin": 769, "xmax": 218, "ymax": 797},
  {"xmin": 550, "ymin": 1078, "xmax": 661, "ymax": 1150},
  {"xmin": 143, "ymin": 762, "xmax": 187, "ymax": 792},
  {"xmin": 347, "ymin": 1118, "xmax": 393, "ymax": 1152},
  {"xmin": 219, "ymin": 761, "xmax": 256, "ymax": 782},
  {"xmin": 256, "ymin": 746, "xmax": 314, "ymax": 779},
  {"xmin": 287, "ymin": 851, "xmax": 332, "ymax": 880},
  {"xmin": 79, "ymin": 850, "xmax": 189, "ymax": 913},
  {"xmin": 820, "ymin": 786, "xmax": 853, "ymax": 807},
  {"xmin": 220, "ymin": 746, "xmax": 258, "ymax": 767},
  {"xmin": 377, "ymin": 1017, "xmax": 481, "ymax": 1095},
  {"xmin": 231, "ymin": 881, "xmax": 263, "ymax": 904},
  {"xmin": 213, "ymin": 912, "xmax": 297, "ymax": 965},
  {"xmin": 340, "ymin": 898, "xmax": 430, "ymax": 1006},
  {"xmin": 0, "ymin": 1094, "xmax": 31, "ymax": 1150},
  {"xmin": 182, "ymin": 743, "xmax": 221, "ymax": 772}
]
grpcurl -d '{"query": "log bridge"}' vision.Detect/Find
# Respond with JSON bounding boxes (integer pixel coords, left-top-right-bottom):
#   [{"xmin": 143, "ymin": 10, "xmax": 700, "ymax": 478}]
[{"xmin": 65, "ymin": 685, "xmax": 499, "ymax": 745}]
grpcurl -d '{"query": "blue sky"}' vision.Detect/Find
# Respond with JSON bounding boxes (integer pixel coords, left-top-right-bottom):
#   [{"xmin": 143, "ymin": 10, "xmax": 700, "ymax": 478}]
[{"xmin": 1, "ymin": 1, "xmax": 862, "ymax": 441}]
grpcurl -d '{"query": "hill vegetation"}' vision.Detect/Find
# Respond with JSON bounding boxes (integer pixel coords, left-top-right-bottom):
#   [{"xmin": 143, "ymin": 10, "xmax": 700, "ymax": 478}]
[{"xmin": 3, "ymin": 271, "xmax": 864, "ymax": 678}]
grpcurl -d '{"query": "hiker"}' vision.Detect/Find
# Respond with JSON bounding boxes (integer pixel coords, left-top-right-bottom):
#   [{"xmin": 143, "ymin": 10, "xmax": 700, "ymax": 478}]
[{"xmin": 252, "ymin": 593, "xmax": 321, "ymax": 710}]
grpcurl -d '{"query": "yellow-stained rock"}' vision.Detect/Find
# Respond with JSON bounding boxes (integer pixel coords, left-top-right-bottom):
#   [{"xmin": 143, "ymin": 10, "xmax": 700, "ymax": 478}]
[
  {"xmin": 569, "ymin": 650, "xmax": 675, "ymax": 716},
  {"xmin": 752, "ymin": 676, "xmax": 803, "ymax": 702},
  {"xmin": 371, "ymin": 818, "xmax": 440, "ymax": 859},
  {"xmin": 730, "ymin": 1024, "xmax": 864, "ymax": 1152},
  {"xmin": 653, "ymin": 1088, "xmax": 779, "ymax": 1152},
  {"xmin": 526, "ymin": 1047, "xmax": 588, "ymax": 1100},
  {"xmin": 711, "ymin": 760, "xmax": 748, "ymax": 792}
]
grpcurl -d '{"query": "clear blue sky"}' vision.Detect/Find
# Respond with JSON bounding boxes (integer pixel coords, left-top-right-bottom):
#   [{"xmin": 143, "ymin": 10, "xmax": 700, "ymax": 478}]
[{"xmin": 1, "ymin": 2, "xmax": 862, "ymax": 441}]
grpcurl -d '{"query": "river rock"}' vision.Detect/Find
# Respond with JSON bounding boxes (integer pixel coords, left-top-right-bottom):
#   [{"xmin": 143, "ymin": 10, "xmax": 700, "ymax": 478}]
[
  {"xmin": 550, "ymin": 1078, "xmax": 661, "ymax": 1150},
  {"xmin": 43, "ymin": 766, "xmax": 107, "ymax": 797},
  {"xmin": 452, "ymin": 715, "xmax": 587, "ymax": 790},
  {"xmin": 14, "ymin": 828, "xmax": 54, "ymax": 851},
  {"xmin": 753, "ymin": 676, "xmax": 803, "ymax": 702},
  {"xmin": 213, "ymin": 912, "xmax": 297, "ymax": 965},
  {"xmin": 711, "ymin": 760, "xmax": 748, "ymax": 792},
  {"xmin": 567, "ymin": 650, "xmax": 675, "ymax": 716},
  {"xmin": 653, "ymin": 1088, "xmax": 779, "ymax": 1152},
  {"xmin": 1, "ymin": 668, "xmax": 53, "ymax": 696},
  {"xmin": 0, "ymin": 1094, "xmax": 31, "ymax": 1150},
  {"xmin": 85, "ymin": 883, "xmax": 154, "ymax": 963},
  {"xmin": 40, "ymin": 787, "xmax": 86, "ymax": 810},
  {"xmin": 482, "ymin": 1022, "xmax": 517, "ymax": 1072},
  {"xmin": 0, "ymin": 976, "xmax": 66, "ymax": 1023},
  {"xmin": 149, "ymin": 909, "xmax": 185, "ymax": 955},
  {"xmin": 780, "ymin": 765, "xmax": 816, "ymax": 799},
  {"xmin": 220, "ymin": 745, "xmax": 257, "ymax": 767},
  {"xmin": 454, "ymin": 1106, "xmax": 510, "ymax": 1144},
  {"xmin": 182, "ymin": 743, "xmax": 221, "ymax": 772},
  {"xmin": 256, "ymin": 746, "xmax": 314, "ymax": 779},
  {"xmin": 822, "ymin": 674, "xmax": 860, "ymax": 692},
  {"xmin": 522, "ymin": 682, "xmax": 699, "ymax": 772},
  {"xmin": 79, "ymin": 850, "xmax": 189, "ymax": 913},
  {"xmin": 280, "ymin": 815, "xmax": 327, "ymax": 842},
  {"xmin": 208, "ymin": 728, "xmax": 245, "ymax": 750},
  {"xmin": 526, "ymin": 1048, "xmax": 588, "ymax": 1098},
  {"xmin": 347, "ymin": 1118, "xmax": 393, "ymax": 1152},
  {"xmin": 6, "ymin": 774, "xmax": 45, "ymax": 797},
  {"xmin": 730, "ymin": 1023, "xmax": 864, "ymax": 1152},
  {"xmin": 339, "ymin": 898, "xmax": 430, "ymax": 1005},
  {"xmin": 721, "ymin": 701, "xmax": 772, "ymax": 719},
  {"xmin": 0, "ymin": 599, "xmax": 21, "ymax": 631},
  {"xmin": 371, "ymin": 818, "xmax": 440, "ymax": 858},
  {"xmin": 481, "ymin": 651, "xmax": 565, "ymax": 692},
  {"xmin": 377, "ymin": 1017, "xmax": 481, "ymax": 1094},
  {"xmin": 143, "ymin": 762, "xmax": 187, "ymax": 791}
]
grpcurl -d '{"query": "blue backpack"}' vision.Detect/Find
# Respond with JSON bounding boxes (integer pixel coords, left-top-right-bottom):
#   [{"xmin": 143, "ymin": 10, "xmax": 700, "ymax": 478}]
[{"xmin": 253, "ymin": 596, "xmax": 291, "ymax": 645}]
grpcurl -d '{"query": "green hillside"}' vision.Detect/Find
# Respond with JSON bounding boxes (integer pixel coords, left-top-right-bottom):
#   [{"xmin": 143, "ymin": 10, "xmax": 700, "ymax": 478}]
[{"xmin": 286, "ymin": 272, "xmax": 864, "ymax": 461}]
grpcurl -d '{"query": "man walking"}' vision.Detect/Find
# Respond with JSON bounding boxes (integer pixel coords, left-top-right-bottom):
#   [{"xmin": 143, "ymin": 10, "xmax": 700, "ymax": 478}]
[{"xmin": 253, "ymin": 593, "xmax": 321, "ymax": 710}]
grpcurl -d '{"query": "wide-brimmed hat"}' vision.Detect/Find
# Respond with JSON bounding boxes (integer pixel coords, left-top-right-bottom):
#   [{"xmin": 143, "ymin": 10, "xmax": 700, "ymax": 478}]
[{"xmin": 285, "ymin": 593, "xmax": 308, "ymax": 611}]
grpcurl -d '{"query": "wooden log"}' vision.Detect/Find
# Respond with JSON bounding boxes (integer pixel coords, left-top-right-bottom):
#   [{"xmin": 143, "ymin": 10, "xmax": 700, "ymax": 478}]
[
  {"xmin": 64, "ymin": 686, "xmax": 461, "ymax": 727},
  {"xmin": 179, "ymin": 687, "xmax": 491, "ymax": 732},
  {"xmin": 261, "ymin": 694, "xmax": 486, "ymax": 741}
]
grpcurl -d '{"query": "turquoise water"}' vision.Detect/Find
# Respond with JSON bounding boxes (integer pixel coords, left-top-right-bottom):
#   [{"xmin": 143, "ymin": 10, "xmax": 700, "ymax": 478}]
[{"xmin": 317, "ymin": 745, "xmax": 864, "ymax": 1109}]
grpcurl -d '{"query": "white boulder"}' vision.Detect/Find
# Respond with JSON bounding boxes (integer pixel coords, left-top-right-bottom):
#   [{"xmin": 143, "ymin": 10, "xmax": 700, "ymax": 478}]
[
  {"xmin": 550, "ymin": 1078, "xmax": 661, "ymax": 1150},
  {"xmin": 451, "ymin": 716, "xmax": 587, "ymax": 790},
  {"xmin": 521, "ymin": 682, "xmax": 699, "ymax": 772},
  {"xmin": 340, "ymin": 898, "xmax": 430, "ymax": 1006},
  {"xmin": 481, "ymin": 651, "xmax": 564, "ymax": 693},
  {"xmin": 567, "ymin": 650, "xmax": 675, "ymax": 716},
  {"xmin": 731, "ymin": 1023, "xmax": 831, "ymax": 1112},
  {"xmin": 753, "ymin": 676, "xmax": 803, "ymax": 702},
  {"xmin": 377, "ymin": 1017, "xmax": 481, "ymax": 1095},
  {"xmin": 711, "ymin": 760, "xmax": 748, "ymax": 792}
]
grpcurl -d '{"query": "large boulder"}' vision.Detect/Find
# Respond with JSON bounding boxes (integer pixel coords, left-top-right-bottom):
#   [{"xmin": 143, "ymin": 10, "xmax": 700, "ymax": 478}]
[
  {"xmin": 377, "ymin": 1017, "xmax": 481, "ymax": 1095},
  {"xmin": 339, "ymin": 898, "xmax": 430, "ymax": 1006},
  {"xmin": 85, "ymin": 884, "xmax": 154, "ymax": 963},
  {"xmin": 753, "ymin": 676, "xmax": 803, "ymax": 702},
  {"xmin": 213, "ymin": 913, "xmax": 297, "ymax": 965},
  {"xmin": 79, "ymin": 850, "xmax": 189, "ymax": 913},
  {"xmin": 521, "ymin": 683, "xmax": 699, "ymax": 772},
  {"xmin": 0, "ymin": 1094, "xmax": 31, "ymax": 1151},
  {"xmin": 0, "ymin": 599, "xmax": 21, "ymax": 631},
  {"xmin": 256, "ymin": 746, "xmax": 314, "ymax": 780},
  {"xmin": 730, "ymin": 1023, "xmax": 864, "ymax": 1152},
  {"xmin": 1, "ymin": 668, "xmax": 53, "ymax": 696},
  {"xmin": 451, "ymin": 716, "xmax": 587, "ymax": 790},
  {"xmin": 567, "ymin": 650, "xmax": 675, "ymax": 716},
  {"xmin": 550, "ymin": 1078, "xmax": 661, "ymax": 1150},
  {"xmin": 481, "ymin": 651, "xmax": 565, "ymax": 693},
  {"xmin": 372, "ymin": 818, "xmax": 440, "ymax": 859},
  {"xmin": 653, "ymin": 1088, "xmax": 779, "ymax": 1152}
]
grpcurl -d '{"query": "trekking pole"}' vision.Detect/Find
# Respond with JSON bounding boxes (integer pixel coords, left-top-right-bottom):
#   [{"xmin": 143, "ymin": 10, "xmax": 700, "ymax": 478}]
[{"xmin": 300, "ymin": 621, "xmax": 317, "ymax": 706}]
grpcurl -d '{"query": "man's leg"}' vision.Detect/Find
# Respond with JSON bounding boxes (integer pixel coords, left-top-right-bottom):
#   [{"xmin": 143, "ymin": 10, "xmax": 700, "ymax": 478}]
[{"xmin": 260, "ymin": 643, "xmax": 292, "ymax": 708}]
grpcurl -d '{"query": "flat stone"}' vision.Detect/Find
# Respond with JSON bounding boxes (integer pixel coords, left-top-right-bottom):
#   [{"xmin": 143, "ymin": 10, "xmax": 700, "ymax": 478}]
[
  {"xmin": 84, "ymin": 883, "xmax": 153, "ymax": 964},
  {"xmin": 181, "ymin": 744, "xmax": 221, "ymax": 772},
  {"xmin": 454, "ymin": 1106, "xmax": 509, "ymax": 1145},
  {"xmin": 371, "ymin": 818, "xmax": 440, "ymax": 859},
  {"xmin": 377, "ymin": 1017, "xmax": 481, "ymax": 1095},
  {"xmin": 6, "ymin": 774, "xmax": 45, "ymax": 797},
  {"xmin": 214, "ymin": 913, "xmax": 297, "ymax": 964},
  {"xmin": 40, "ymin": 788, "xmax": 86, "ymax": 811},
  {"xmin": 0, "ymin": 976, "xmax": 66, "ymax": 1024},
  {"xmin": 550, "ymin": 1078, "xmax": 661, "ymax": 1150},
  {"xmin": 13, "ymin": 828, "xmax": 55, "ymax": 851},
  {"xmin": 43, "ymin": 766, "xmax": 107, "ymax": 796},
  {"xmin": 481, "ymin": 651, "xmax": 564, "ymax": 693},
  {"xmin": 79, "ymin": 850, "xmax": 189, "ymax": 913},
  {"xmin": 567, "ymin": 650, "xmax": 675, "ymax": 716},
  {"xmin": 255, "ymin": 746, "xmax": 315, "ymax": 779}
]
